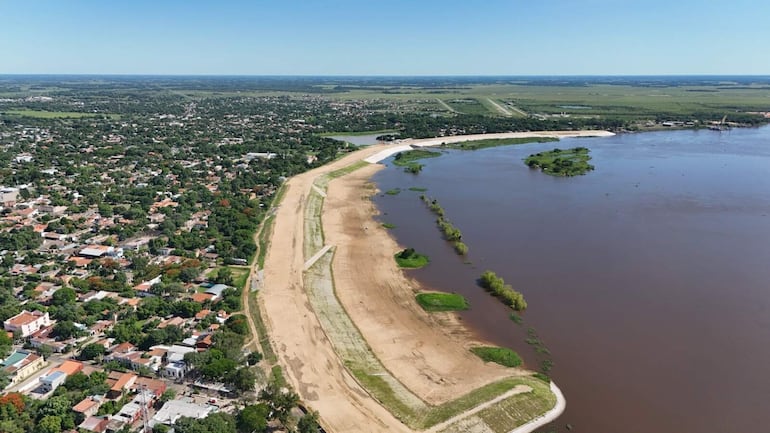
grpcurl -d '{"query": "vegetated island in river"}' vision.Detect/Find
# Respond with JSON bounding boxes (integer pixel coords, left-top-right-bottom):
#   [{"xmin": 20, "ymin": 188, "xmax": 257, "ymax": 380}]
[
  {"xmin": 392, "ymin": 149, "xmax": 442, "ymax": 173},
  {"xmin": 441, "ymin": 136, "xmax": 558, "ymax": 150},
  {"xmin": 525, "ymin": 146, "xmax": 594, "ymax": 176}
]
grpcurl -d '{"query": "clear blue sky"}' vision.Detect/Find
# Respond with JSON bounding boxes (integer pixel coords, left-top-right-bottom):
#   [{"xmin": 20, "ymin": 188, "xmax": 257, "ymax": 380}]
[{"xmin": 1, "ymin": 0, "xmax": 768, "ymax": 75}]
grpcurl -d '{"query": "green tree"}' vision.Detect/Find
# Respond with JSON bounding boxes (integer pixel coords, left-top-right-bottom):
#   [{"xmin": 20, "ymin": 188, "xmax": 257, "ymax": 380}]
[
  {"xmin": 236, "ymin": 403, "xmax": 269, "ymax": 433},
  {"xmin": 35, "ymin": 416, "xmax": 61, "ymax": 433},
  {"xmin": 79, "ymin": 343, "xmax": 106, "ymax": 361},
  {"xmin": 297, "ymin": 410, "xmax": 320, "ymax": 433},
  {"xmin": 51, "ymin": 287, "xmax": 77, "ymax": 306},
  {"xmin": 227, "ymin": 367, "xmax": 257, "ymax": 394},
  {"xmin": 214, "ymin": 267, "xmax": 233, "ymax": 286}
]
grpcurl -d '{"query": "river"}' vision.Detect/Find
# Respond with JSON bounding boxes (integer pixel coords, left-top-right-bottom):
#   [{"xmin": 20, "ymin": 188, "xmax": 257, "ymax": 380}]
[{"xmin": 371, "ymin": 126, "xmax": 770, "ymax": 433}]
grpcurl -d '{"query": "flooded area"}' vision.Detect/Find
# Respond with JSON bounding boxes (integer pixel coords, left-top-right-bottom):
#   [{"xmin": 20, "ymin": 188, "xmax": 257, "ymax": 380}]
[{"xmin": 371, "ymin": 127, "xmax": 770, "ymax": 433}]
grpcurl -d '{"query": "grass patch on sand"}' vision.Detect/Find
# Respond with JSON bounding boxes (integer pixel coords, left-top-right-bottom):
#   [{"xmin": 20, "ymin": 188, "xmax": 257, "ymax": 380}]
[
  {"xmin": 416, "ymin": 292, "xmax": 469, "ymax": 312},
  {"xmin": 471, "ymin": 347, "xmax": 523, "ymax": 368},
  {"xmin": 525, "ymin": 146, "xmax": 594, "ymax": 176},
  {"xmin": 444, "ymin": 136, "xmax": 558, "ymax": 150},
  {"xmin": 394, "ymin": 248, "xmax": 429, "ymax": 268},
  {"xmin": 326, "ymin": 160, "xmax": 369, "ymax": 179}
]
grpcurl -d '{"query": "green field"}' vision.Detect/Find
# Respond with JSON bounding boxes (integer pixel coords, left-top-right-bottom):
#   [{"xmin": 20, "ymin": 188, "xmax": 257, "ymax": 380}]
[
  {"xmin": 415, "ymin": 292, "xmax": 469, "ymax": 312},
  {"xmin": 1, "ymin": 109, "xmax": 119, "ymax": 119},
  {"xmin": 391, "ymin": 149, "xmax": 442, "ymax": 166},
  {"xmin": 525, "ymin": 146, "xmax": 594, "ymax": 176},
  {"xmin": 470, "ymin": 347, "xmax": 523, "ymax": 368}
]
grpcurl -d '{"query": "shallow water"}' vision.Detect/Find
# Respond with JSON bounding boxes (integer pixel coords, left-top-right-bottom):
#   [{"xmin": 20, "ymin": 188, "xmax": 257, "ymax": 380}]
[{"xmin": 372, "ymin": 126, "xmax": 770, "ymax": 433}]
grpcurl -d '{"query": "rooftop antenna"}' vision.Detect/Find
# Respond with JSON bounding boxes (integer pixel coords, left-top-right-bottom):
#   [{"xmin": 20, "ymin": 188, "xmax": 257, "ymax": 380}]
[{"xmin": 140, "ymin": 383, "xmax": 150, "ymax": 433}]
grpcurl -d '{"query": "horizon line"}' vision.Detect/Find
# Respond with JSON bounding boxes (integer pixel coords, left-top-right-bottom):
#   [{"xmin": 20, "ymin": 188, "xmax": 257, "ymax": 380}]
[{"xmin": 2, "ymin": 73, "xmax": 770, "ymax": 78}]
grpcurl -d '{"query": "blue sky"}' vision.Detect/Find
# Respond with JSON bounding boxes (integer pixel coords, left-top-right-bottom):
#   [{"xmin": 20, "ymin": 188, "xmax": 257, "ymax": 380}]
[{"xmin": 1, "ymin": 0, "xmax": 768, "ymax": 75}]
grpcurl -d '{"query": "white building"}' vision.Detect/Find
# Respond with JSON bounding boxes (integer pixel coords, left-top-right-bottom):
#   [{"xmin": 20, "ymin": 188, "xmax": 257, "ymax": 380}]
[
  {"xmin": 0, "ymin": 187, "xmax": 19, "ymax": 208},
  {"xmin": 39, "ymin": 370, "xmax": 67, "ymax": 393},
  {"xmin": 4, "ymin": 310, "xmax": 52, "ymax": 337}
]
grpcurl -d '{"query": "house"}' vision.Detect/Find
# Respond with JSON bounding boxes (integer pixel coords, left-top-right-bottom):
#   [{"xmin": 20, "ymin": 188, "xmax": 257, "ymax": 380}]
[
  {"xmin": 39, "ymin": 370, "xmax": 67, "ymax": 393},
  {"xmin": 131, "ymin": 376, "xmax": 166, "ymax": 399},
  {"xmin": 164, "ymin": 361, "xmax": 187, "ymax": 379},
  {"xmin": 79, "ymin": 245, "xmax": 114, "ymax": 258},
  {"xmin": 150, "ymin": 399, "xmax": 215, "ymax": 428},
  {"xmin": 191, "ymin": 293, "xmax": 214, "ymax": 303},
  {"xmin": 106, "ymin": 371, "xmax": 137, "ymax": 399},
  {"xmin": 78, "ymin": 415, "xmax": 109, "ymax": 433},
  {"xmin": 195, "ymin": 334, "xmax": 213, "ymax": 350},
  {"xmin": 0, "ymin": 187, "xmax": 19, "ymax": 208},
  {"xmin": 73, "ymin": 396, "xmax": 103, "ymax": 417},
  {"xmin": 204, "ymin": 284, "xmax": 229, "ymax": 300},
  {"xmin": 4, "ymin": 310, "xmax": 52, "ymax": 337},
  {"xmin": 51, "ymin": 360, "xmax": 84, "ymax": 376},
  {"xmin": 1, "ymin": 350, "xmax": 46, "ymax": 388}
]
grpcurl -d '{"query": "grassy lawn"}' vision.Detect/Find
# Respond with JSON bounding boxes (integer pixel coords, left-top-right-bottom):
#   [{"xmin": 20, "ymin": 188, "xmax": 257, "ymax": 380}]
[
  {"xmin": 444, "ymin": 136, "xmax": 558, "ymax": 151},
  {"xmin": 471, "ymin": 347, "xmax": 523, "ymax": 368},
  {"xmin": 210, "ymin": 266, "xmax": 250, "ymax": 290},
  {"xmin": 525, "ymin": 146, "xmax": 594, "ymax": 176},
  {"xmin": 415, "ymin": 292, "xmax": 469, "ymax": 312},
  {"xmin": 394, "ymin": 248, "xmax": 429, "ymax": 268},
  {"xmin": 1, "ymin": 109, "xmax": 120, "ymax": 119}
]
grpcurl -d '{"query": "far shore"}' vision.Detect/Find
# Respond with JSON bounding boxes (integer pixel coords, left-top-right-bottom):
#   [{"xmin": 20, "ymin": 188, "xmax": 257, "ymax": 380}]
[{"xmin": 364, "ymin": 130, "xmax": 615, "ymax": 163}]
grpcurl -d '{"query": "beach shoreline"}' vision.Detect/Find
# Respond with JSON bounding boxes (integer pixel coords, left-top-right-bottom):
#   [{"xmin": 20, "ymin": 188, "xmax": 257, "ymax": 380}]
[{"xmin": 259, "ymin": 131, "xmax": 602, "ymax": 431}]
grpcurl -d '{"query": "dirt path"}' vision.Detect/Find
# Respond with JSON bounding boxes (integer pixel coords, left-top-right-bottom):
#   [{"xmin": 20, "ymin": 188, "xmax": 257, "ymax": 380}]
[
  {"xmin": 436, "ymin": 98, "xmax": 458, "ymax": 113},
  {"xmin": 484, "ymin": 98, "xmax": 513, "ymax": 116}
]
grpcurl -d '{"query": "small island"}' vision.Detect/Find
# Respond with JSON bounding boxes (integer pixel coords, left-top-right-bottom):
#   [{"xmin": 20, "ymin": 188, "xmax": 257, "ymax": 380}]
[
  {"xmin": 394, "ymin": 247, "xmax": 430, "ymax": 268},
  {"xmin": 525, "ymin": 146, "xmax": 594, "ymax": 176},
  {"xmin": 392, "ymin": 149, "xmax": 442, "ymax": 173}
]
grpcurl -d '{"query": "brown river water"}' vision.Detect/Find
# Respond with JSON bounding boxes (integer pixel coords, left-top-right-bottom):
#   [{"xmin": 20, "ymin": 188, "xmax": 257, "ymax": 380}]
[{"xmin": 371, "ymin": 127, "xmax": 770, "ymax": 433}]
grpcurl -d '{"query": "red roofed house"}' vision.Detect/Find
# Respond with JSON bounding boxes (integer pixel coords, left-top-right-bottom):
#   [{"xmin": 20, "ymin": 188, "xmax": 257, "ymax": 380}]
[
  {"xmin": 73, "ymin": 396, "xmax": 103, "ymax": 417},
  {"xmin": 4, "ymin": 310, "xmax": 51, "ymax": 337}
]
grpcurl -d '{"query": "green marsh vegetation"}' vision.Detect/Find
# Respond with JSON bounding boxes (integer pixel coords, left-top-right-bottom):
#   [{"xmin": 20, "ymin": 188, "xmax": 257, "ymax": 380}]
[
  {"xmin": 394, "ymin": 248, "xmax": 429, "ymax": 268},
  {"xmin": 415, "ymin": 292, "xmax": 469, "ymax": 312},
  {"xmin": 408, "ymin": 186, "xmax": 428, "ymax": 192},
  {"xmin": 420, "ymin": 195, "xmax": 468, "ymax": 256},
  {"xmin": 478, "ymin": 270, "xmax": 527, "ymax": 311},
  {"xmin": 385, "ymin": 188, "xmax": 401, "ymax": 195},
  {"xmin": 470, "ymin": 346, "xmax": 523, "ymax": 368},
  {"xmin": 381, "ymin": 222, "xmax": 396, "ymax": 229},
  {"xmin": 525, "ymin": 146, "xmax": 594, "ymax": 176},
  {"xmin": 444, "ymin": 136, "xmax": 558, "ymax": 151},
  {"xmin": 392, "ymin": 149, "xmax": 441, "ymax": 174}
]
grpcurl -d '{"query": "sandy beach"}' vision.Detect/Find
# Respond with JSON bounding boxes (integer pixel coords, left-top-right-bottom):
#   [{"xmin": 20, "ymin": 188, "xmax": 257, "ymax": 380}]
[{"xmin": 259, "ymin": 131, "xmax": 592, "ymax": 431}]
